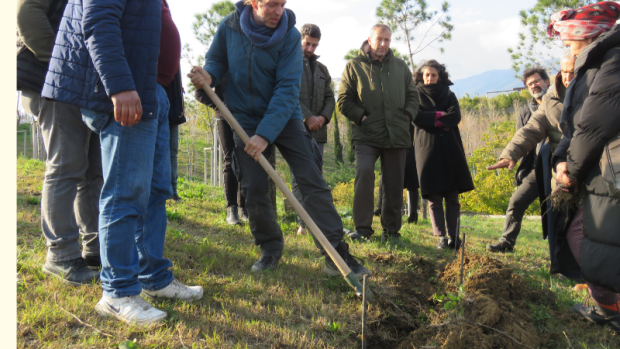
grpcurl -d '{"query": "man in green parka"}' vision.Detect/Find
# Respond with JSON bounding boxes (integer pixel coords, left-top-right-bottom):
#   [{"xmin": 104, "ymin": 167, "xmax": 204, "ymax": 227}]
[{"xmin": 337, "ymin": 24, "xmax": 419, "ymax": 245}]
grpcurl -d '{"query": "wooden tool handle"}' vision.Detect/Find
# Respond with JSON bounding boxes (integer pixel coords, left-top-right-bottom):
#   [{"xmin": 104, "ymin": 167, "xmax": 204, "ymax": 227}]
[{"xmin": 199, "ymin": 83, "xmax": 353, "ymax": 278}]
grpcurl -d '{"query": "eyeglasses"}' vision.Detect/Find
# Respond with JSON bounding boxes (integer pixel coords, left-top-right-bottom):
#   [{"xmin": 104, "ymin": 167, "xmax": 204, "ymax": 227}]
[{"xmin": 527, "ymin": 79, "xmax": 543, "ymax": 87}]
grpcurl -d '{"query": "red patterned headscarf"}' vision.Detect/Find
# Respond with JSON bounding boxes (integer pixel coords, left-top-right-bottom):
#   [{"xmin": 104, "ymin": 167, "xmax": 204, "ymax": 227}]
[{"xmin": 548, "ymin": 1, "xmax": 620, "ymax": 40}]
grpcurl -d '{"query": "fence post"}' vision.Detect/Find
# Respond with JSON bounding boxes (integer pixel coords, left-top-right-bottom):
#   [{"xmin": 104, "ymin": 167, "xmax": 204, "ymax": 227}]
[
  {"xmin": 204, "ymin": 148, "xmax": 210, "ymax": 185},
  {"xmin": 31, "ymin": 123, "xmax": 37, "ymax": 159}
]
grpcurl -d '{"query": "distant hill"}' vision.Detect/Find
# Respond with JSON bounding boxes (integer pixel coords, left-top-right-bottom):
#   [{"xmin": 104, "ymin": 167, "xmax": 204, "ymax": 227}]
[{"xmin": 451, "ymin": 69, "xmax": 524, "ymax": 98}]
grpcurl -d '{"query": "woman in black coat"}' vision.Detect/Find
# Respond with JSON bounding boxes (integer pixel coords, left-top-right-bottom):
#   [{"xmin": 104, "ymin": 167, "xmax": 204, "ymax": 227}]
[
  {"xmin": 413, "ymin": 60, "xmax": 474, "ymax": 250},
  {"xmin": 548, "ymin": 1, "xmax": 620, "ymax": 329}
]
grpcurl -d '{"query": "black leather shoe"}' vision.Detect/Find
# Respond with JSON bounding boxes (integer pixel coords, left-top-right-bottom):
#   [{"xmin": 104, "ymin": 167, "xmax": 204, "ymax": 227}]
[
  {"xmin": 347, "ymin": 230, "xmax": 370, "ymax": 242},
  {"xmin": 373, "ymin": 208, "xmax": 381, "ymax": 217},
  {"xmin": 325, "ymin": 241, "xmax": 371, "ymax": 280},
  {"xmin": 381, "ymin": 230, "xmax": 406, "ymax": 248},
  {"xmin": 251, "ymin": 255, "xmax": 280, "ymax": 272},
  {"xmin": 171, "ymin": 193, "xmax": 182, "ymax": 202},
  {"xmin": 42, "ymin": 258, "xmax": 100, "ymax": 286},
  {"xmin": 436, "ymin": 237, "xmax": 449, "ymax": 250},
  {"xmin": 83, "ymin": 255, "xmax": 101, "ymax": 270},
  {"xmin": 448, "ymin": 237, "xmax": 462, "ymax": 250},
  {"xmin": 486, "ymin": 240, "xmax": 514, "ymax": 252},
  {"xmin": 573, "ymin": 303, "xmax": 620, "ymax": 331},
  {"xmin": 407, "ymin": 212, "xmax": 418, "ymax": 224},
  {"xmin": 226, "ymin": 206, "xmax": 241, "ymax": 225},
  {"xmin": 238, "ymin": 207, "xmax": 249, "ymax": 222}
]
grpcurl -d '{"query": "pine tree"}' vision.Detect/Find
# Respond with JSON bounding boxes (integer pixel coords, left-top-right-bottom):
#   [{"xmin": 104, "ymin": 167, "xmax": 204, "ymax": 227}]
[{"xmin": 333, "ymin": 111, "xmax": 344, "ymax": 165}]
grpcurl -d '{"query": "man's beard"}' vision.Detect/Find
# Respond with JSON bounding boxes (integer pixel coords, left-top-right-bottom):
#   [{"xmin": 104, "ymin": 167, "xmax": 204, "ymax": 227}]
[{"xmin": 531, "ymin": 87, "xmax": 548, "ymax": 99}]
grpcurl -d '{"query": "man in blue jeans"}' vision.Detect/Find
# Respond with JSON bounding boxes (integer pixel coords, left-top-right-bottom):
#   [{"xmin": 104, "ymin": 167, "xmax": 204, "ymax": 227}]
[{"xmin": 42, "ymin": 0, "xmax": 202, "ymax": 325}]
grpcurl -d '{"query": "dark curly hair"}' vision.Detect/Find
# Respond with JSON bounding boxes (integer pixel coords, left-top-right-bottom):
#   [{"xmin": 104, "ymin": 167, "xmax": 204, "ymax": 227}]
[
  {"xmin": 521, "ymin": 66, "xmax": 549, "ymax": 86},
  {"xmin": 414, "ymin": 60, "xmax": 453, "ymax": 86}
]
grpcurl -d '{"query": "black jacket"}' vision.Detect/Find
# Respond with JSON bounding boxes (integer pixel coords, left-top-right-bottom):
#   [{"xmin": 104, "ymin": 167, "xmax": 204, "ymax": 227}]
[
  {"xmin": 16, "ymin": 0, "xmax": 67, "ymax": 93},
  {"xmin": 514, "ymin": 99, "xmax": 539, "ymax": 186},
  {"xmin": 165, "ymin": 68, "xmax": 186, "ymax": 126},
  {"xmin": 553, "ymin": 25, "xmax": 620, "ymax": 292},
  {"xmin": 413, "ymin": 83, "xmax": 474, "ymax": 198}
]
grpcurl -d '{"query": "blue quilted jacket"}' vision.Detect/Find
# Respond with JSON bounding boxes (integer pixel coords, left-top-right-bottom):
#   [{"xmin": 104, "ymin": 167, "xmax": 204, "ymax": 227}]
[
  {"xmin": 41, "ymin": 0, "xmax": 161, "ymax": 118},
  {"xmin": 205, "ymin": 2, "xmax": 303, "ymax": 143}
]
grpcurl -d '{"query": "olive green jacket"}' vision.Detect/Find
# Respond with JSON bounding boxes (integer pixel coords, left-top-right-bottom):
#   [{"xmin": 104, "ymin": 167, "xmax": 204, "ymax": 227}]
[
  {"xmin": 500, "ymin": 74, "xmax": 565, "ymax": 162},
  {"xmin": 299, "ymin": 54, "xmax": 335, "ymax": 143},
  {"xmin": 337, "ymin": 41, "xmax": 419, "ymax": 148}
]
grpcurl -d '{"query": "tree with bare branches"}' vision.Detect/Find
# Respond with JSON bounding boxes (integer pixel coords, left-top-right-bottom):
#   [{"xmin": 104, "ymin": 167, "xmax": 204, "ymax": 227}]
[{"xmin": 376, "ymin": 0, "xmax": 453, "ymax": 69}]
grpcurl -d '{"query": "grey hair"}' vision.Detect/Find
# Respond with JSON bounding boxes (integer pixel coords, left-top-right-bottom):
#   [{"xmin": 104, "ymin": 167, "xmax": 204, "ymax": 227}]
[
  {"xmin": 561, "ymin": 49, "xmax": 576, "ymax": 63},
  {"xmin": 369, "ymin": 24, "xmax": 392, "ymax": 37},
  {"xmin": 300, "ymin": 24, "xmax": 321, "ymax": 40}
]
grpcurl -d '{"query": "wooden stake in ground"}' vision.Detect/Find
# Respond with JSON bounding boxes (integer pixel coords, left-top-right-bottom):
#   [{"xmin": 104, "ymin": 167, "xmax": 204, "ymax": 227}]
[{"xmin": 195, "ymin": 75, "xmax": 371, "ymax": 300}]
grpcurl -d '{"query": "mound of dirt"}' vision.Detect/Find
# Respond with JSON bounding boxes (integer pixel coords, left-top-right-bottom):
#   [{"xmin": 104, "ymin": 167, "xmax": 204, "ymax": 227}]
[
  {"xmin": 366, "ymin": 255, "xmax": 440, "ymax": 348},
  {"xmin": 390, "ymin": 253, "xmax": 557, "ymax": 348}
]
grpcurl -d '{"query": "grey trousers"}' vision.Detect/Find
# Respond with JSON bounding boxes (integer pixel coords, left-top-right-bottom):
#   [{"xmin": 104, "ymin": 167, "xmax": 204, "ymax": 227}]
[
  {"xmin": 500, "ymin": 169, "xmax": 539, "ymax": 246},
  {"xmin": 291, "ymin": 142, "xmax": 324, "ymax": 227},
  {"xmin": 232, "ymin": 119, "xmax": 343, "ymax": 256},
  {"xmin": 23, "ymin": 90, "xmax": 103, "ymax": 261},
  {"xmin": 353, "ymin": 145, "xmax": 407, "ymax": 236}
]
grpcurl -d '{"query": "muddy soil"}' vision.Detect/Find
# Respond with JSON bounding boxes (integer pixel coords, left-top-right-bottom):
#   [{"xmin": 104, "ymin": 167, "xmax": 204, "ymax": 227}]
[{"xmin": 367, "ymin": 252, "xmax": 582, "ymax": 349}]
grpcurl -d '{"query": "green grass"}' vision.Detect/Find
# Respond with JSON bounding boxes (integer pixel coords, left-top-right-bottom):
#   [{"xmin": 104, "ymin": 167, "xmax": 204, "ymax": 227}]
[{"xmin": 16, "ymin": 155, "xmax": 620, "ymax": 348}]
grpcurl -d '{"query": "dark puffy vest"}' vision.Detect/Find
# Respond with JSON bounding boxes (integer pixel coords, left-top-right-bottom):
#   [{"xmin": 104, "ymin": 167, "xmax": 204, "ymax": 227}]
[{"xmin": 17, "ymin": 0, "xmax": 67, "ymax": 93}]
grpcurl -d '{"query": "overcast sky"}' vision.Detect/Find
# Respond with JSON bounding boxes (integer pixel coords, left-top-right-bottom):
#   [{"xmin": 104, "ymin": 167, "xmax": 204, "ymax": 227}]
[{"xmin": 171, "ymin": 0, "xmax": 538, "ymax": 91}]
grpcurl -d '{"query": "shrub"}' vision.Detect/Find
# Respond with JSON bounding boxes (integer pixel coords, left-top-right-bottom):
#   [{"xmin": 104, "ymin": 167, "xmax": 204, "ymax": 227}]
[
  {"xmin": 460, "ymin": 119, "xmax": 539, "ymax": 215},
  {"xmin": 331, "ymin": 179, "xmax": 354, "ymax": 208}
]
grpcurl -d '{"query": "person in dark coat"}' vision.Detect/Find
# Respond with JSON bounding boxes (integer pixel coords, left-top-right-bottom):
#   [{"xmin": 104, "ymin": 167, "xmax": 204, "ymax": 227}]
[
  {"xmin": 548, "ymin": 1, "xmax": 620, "ymax": 330},
  {"xmin": 195, "ymin": 73, "xmax": 249, "ymax": 225},
  {"xmin": 413, "ymin": 60, "xmax": 474, "ymax": 250},
  {"xmin": 17, "ymin": 0, "xmax": 102, "ymax": 285}
]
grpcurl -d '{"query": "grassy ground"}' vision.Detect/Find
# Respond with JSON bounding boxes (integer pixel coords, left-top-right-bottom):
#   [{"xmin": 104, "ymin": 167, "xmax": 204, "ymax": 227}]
[{"xmin": 16, "ymin": 154, "xmax": 620, "ymax": 348}]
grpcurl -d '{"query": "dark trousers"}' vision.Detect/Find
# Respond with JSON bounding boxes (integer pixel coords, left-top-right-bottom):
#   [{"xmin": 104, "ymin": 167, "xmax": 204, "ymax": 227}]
[
  {"xmin": 428, "ymin": 190, "xmax": 460, "ymax": 237},
  {"xmin": 292, "ymin": 143, "xmax": 324, "ymax": 227},
  {"xmin": 376, "ymin": 176, "xmax": 419, "ymax": 216},
  {"xmin": 353, "ymin": 145, "xmax": 406, "ymax": 236},
  {"xmin": 217, "ymin": 115, "xmax": 245, "ymax": 208},
  {"xmin": 500, "ymin": 170, "xmax": 539, "ymax": 246},
  {"xmin": 232, "ymin": 119, "xmax": 343, "ymax": 256}
]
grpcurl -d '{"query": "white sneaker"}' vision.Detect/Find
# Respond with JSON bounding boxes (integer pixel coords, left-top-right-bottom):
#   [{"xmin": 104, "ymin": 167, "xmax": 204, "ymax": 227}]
[
  {"xmin": 94, "ymin": 295, "xmax": 167, "ymax": 325},
  {"xmin": 142, "ymin": 278, "xmax": 203, "ymax": 301}
]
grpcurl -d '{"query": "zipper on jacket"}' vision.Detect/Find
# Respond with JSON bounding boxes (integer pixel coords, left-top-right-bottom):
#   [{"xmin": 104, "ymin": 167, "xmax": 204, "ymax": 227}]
[{"xmin": 248, "ymin": 43, "xmax": 256, "ymax": 116}]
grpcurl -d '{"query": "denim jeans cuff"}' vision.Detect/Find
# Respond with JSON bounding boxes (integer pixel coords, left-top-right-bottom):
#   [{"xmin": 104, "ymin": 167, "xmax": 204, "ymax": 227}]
[{"xmin": 140, "ymin": 274, "xmax": 175, "ymax": 292}]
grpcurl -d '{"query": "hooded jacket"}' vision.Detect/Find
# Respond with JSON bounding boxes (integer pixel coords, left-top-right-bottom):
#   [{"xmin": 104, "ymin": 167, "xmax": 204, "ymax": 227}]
[
  {"xmin": 337, "ymin": 41, "xmax": 419, "ymax": 149},
  {"xmin": 41, "ymin": 0, "xmax": 162, "ymax": 117},
  {"xmin": 299, "ymin": 54, "xmax": 335, "ymax": 143},
  {"xmin": 501, "ymin": 74, "xmax": 566, "ymax": 167},
  {"xmin": 204, "ymin": 1, "xmax": 303, "ymax": 144},
  {"xmin": 553, "ymin": 24, "xmax": 620, "ymax": 292}
]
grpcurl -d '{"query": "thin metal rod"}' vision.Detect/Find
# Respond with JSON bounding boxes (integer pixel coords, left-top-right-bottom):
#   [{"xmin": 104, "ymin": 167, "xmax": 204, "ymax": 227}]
[
  {"xmin": 362, "ymin": 274, "xmax": 367, "ymax": 349},
  {"xmin": 460, "ymin": 232, "xmax": 466, "ymax": 286}
]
